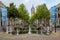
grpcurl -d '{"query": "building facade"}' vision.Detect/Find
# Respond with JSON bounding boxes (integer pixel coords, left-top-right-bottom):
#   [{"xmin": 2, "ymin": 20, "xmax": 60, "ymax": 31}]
[
  {"xmin": 56, "ymin": 3, "xmax": 60, "ymax": 26},
  {"xmin": 50, "ymin": 3, "xmax": 60, "ymax": 27},
  {"xmin": 0, "ymin": 1, "xmax": 6, "ymax": 27}
]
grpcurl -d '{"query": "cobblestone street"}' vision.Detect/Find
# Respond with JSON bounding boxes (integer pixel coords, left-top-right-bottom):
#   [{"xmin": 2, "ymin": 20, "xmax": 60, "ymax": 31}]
[{"xmin": 0, "ymin": 28, "xmax": 60, "ymax": 40}]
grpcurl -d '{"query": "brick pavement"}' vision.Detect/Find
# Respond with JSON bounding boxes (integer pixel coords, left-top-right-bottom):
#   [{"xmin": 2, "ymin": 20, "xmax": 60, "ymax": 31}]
[{"xmin": 0, "ymin": 28, "xmax": 60, "ymax": 40}]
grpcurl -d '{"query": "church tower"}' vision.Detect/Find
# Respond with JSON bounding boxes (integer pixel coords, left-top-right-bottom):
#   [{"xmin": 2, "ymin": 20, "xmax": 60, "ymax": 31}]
[{"xmin": 31, "ymin": 5, "xmax": 35, "ymax": 16}]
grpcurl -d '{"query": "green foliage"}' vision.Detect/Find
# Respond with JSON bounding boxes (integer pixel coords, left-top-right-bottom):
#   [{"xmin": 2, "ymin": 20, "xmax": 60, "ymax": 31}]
[
  {"xmin": 30, "ymin": 4, "xmax": 50, "ymax": 22},
  {"xmin": 30, "ymin": 13, "xmax": 38, "ymax": 22},
  {"xmin": 14, "ymin": 26, "xmax": 23, "ymax": 30},
  {"xmin": 18, "ymin": 4, "xmax": 29, "ymax": 22},
  {"xmin": 7, "ymin": 3, "xmax": 19, "ymax": 19},
  {"xmin": 14, "ymin": 26, "xmax": 29, "ymax": 34},
  {"xmin": 30, "ymin": 4, "xmax": 49, "ymax": 22},
  {"xmin": 36, "ymin": 4, "xmax": 50, "ymax": 20}
]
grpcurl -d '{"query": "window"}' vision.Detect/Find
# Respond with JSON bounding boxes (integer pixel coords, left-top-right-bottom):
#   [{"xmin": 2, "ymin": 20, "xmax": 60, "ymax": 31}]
[
  {"xmin": 59, "ymin": 19, "xmax": 60, "ymax": 25},
  {"xmin": 58, "ymin": 9, "xmax": 60, "ymax": 17}
]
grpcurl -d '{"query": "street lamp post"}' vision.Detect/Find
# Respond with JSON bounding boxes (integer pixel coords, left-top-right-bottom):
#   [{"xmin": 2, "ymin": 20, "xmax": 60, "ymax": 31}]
[
  {"xmin": 28, "ymin": 22, "xmax": 31, "ymax": 34},
  {"xmin": 52, "ymin": 13, "xmax": 56, "ymax": 33},
  {"xmin": 55, "ymin": 13, "xmax": 56, "ymax": 33}
]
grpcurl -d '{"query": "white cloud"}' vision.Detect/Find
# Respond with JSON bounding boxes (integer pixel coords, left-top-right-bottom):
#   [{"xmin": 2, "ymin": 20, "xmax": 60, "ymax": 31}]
[
  {"xmin": 0, "ymin": 0, "xmax": 60, "ymax": 15},
  {"xmin": 23, "ymin": 0, "xmax": 29, "ymax": 4}
]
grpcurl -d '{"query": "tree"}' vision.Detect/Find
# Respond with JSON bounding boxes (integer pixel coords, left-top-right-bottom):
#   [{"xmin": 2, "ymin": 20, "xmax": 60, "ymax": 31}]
[
  {"xmin": 6, "ymin": 3, "xmax": 19, "ymax": 34},
  {"xmin": 30, "ymin": 4, "xmax": 50, "ymax": 34},
  {"xmin": 30, "ymin": 4, "xmax": 50, "ymax": 28},
  {"xmin": 18, "ymin": 3, "xmax": 29, "ymax": 22},
  {"xmin": 7, "ymin": 3, "xmax": 19, "ymax": 19},
  {"xmin": 17, "ymin": 4, "xmax": 30, "ymax": 34},
  {"xmin": 36, "ymin": 4, "xmax": 50, "ymax": 25},
  {"xmin": 7, "ymin": 3, "xmax": 19, "ymax": 26}
]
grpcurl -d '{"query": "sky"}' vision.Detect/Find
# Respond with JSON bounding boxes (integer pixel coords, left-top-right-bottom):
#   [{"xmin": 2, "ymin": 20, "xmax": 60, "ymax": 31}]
[{"xmin": 0, "ymin": 0, "xmax": 60, "ymax": 16}]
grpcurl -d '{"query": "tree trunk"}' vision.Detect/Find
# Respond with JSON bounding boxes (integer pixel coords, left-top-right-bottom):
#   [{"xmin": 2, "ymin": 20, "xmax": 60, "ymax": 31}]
[
  {"xmin": 44, "ymin": 19, "xmax": 46, "ymax": 26},
  {"xmin": 10, "ymin": 20, "xmax": 12, "ymax": 35},
  {"xmin": 6, "ymin": 26, "xmax": 8, "ymax": 34},
  {"xmin": 17, "ymin": 28, "xmax": 19, "ymax": 35},
  {"xmin": 41, "ymin": 26, "xmax": 43, "ymax": 34}
]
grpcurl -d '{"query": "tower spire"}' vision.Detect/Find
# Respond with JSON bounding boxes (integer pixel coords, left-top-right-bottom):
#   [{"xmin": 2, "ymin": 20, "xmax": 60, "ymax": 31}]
[{"xmin": 31, "ymin": 5, "xmax": 35, "ymax": 16}]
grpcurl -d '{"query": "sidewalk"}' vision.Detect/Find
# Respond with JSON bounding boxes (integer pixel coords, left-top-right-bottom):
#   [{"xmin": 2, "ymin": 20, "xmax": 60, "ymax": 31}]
[
  {"xmin": 0, "ymin": 31, "xmax": 58, "ymax": 39},
  {"xmin": 0, "ymin": 28, "xmax": 60, "ymax": 40}
]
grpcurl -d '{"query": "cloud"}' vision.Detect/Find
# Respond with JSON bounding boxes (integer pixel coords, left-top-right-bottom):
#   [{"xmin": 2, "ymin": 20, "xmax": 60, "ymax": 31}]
[
  {"xmin": 44, "ymin": 0, "xmax": 60, "ymax": 9},
  {"xmin": 0, "ymin": 0, "xmax": 60, "ymax": 15},
  {"xmin": 23, "ymin": 0, "xmax": 29, "ymax": 4}
]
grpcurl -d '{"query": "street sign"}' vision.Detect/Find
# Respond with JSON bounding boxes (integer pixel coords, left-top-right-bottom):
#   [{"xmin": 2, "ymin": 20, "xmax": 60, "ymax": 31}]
[{"xmin": 1, "ymin": 8, "xmax": 7, "ymax": 22}]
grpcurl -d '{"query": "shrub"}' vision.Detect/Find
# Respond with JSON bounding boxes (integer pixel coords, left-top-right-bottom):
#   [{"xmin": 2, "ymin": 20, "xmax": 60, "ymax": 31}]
[{"xmin": 14, "ymin": 26, "xmax": 23, "ymax": 30}]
